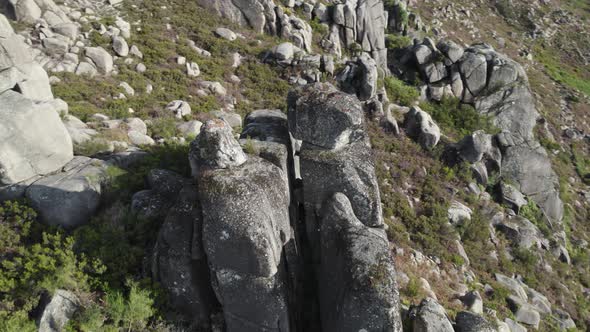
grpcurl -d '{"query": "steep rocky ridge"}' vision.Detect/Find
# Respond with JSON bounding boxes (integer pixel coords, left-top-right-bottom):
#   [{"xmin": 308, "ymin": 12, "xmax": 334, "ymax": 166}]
[{"xmin": 0, "ymin": 0, "xmax": 588, "ymax": 330}]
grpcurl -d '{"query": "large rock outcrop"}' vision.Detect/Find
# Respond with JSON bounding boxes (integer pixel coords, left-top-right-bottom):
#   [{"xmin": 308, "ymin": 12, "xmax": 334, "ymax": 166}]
[
  {"xmin": 151, "ymin": 185, "xmax": 217, "ymax": 328},
  {"xmin": 190, "ymin": 119, "xmax": 294, "ymax": 331},
  {"xmin": 289, "ymin": 82, "xmax": 402, "ymax": 330},
  {"xmin": 0, "ymin": 13, "xmax": 73, "ymax": 187},
  {"xmin": 318, "ymin": 193, "xmax": 402, "ymax": 332},
  {"xmin": 197, "ymin": 0, "xmax": 388, "ymax": 69},
  {"xmin": 25, "ymin": 157, "xmax": 107, "ymax": 228},
  {"xmin": 402, "ymin": 40, "xmax": 563, "ymax": 232},
  {"xmin": 0, "ymin": 11, "xmax": 84, "ymax": 218}
]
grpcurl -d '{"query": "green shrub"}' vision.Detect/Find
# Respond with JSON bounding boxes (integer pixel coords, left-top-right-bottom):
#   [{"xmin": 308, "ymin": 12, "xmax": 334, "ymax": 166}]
[
  {"xmin": 149, "ymin": 116, "xmax": 179, "ymax": 139},
  {"xmin": 74, "ymin": 139, "xmax": 112, "ymax": 157},
  {"xmin": 402, "ymin": 277, "xmax": 423, "ymax": 299},
  {"xmin": 383, "ymin": 76, "xmax": 419, "ymax": 106},
  {"xmin": 385, "ymin": 34, "xmax": 412, "ymax": 50},
  {"xmin": 309, "ymin": 18, "xmax": 328, "ymax": 35},
  {"xmin": 243, "ymin": 137, "xmax": 258, "ymax": 155},
  {"xmin": 419, "ymin": 97, "xmax": 498, "ymax": 138},
  {"xmin": 519, "ymin": 199, "xmax": 551, "ymax": 236},
  {"xmin": 572, "ymin": 141, "xmax": 590, "ymax": 184}
]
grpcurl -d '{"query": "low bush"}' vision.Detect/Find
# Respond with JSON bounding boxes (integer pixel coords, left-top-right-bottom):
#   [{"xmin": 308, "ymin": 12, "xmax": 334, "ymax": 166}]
[
  {"xmin": 383, "ymin": 76, "xmax": 420, "ymax": 106},
  {"xmin": 419, "ymin": 97, "xmax": 498, "ymax": 138},
  {"xmin": 385, "ymin": 34, "xmax": 412, "ymax": 50}
]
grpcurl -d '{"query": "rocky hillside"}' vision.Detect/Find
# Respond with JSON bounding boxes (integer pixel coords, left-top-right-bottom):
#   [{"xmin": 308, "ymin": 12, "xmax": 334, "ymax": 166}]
[{"xmin": 0, "ymin": 0, "xmax": 588, "ymax": 331}]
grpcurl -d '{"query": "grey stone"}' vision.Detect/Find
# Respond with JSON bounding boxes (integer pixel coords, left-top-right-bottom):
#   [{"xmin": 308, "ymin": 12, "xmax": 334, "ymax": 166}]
[
  {"xmin": 495, "ymin": 274, "xmax": 528, "ymax": 301},
  {"xmin": 212, "ymin": 110, "xmax": 242, "ymax": 128},
  {"xmin": 274, "ymin": 42, "xmax": 295, "ymax": 64},
  {"xmin": 504, "ymin": 318, "xmax": 527, "ymax": 332},
  {"xmin": 437, "ymin": 40, "xmax": 464, "ymax": 63},
  {"xmin": 199, "ymin": 81, "xmax": 227, "ymax": 96},
  {"xmin": 112, "ymin": 36, "xmax": 129, "ymax": 57},
  {"xmin": 454, "ymin": 311, "xmax": 495, "ymax": 332},
  {"xmin": 84, "ymin": 47, "xmax": 113, "ymax": 74},
  {"xmin": 507, "ymin": 295, "xmax": 541, "ymax": 329},
  {"xmin": 26, "ymin": 157, "xmax": 107, "ymax": 228},
  {"xmin": 495, "ymin": 215, "xmax": 545, "ymax": 249},
  {"xmin": 317, "ymin": 193, "xmax": 402, "ymax": 332},
  {"xmin": 151, "ymin": 185, "xmax": 216, "ymax": 328},
  {"xmin": 459, "ymin": 51, "xmax": 487, "ymax": 96},
  {"xmin": 131, "ymin": 189, "xmax": 172, "ymax": 220},
  {"xmin": 408, "ymin": 298, "xmax": 454, "ymax": 332},
  {"xmin": 63, "ymin": 115, "xmax": 97, "ymax": 144},
  {"xmin": 288, "ymin": 82, "xmax": 364, "ymax": 150},
  {"xmin": 125, "ymin": 117, "xmax": 147, "ymax": 135},
  {"xmin": 189, "ymin": 119, "xmax": 247, "ymax": 177},
  {"xmin": 38, "ymin": 290, "xmax": 79, "ymax": 332},
  {"xmin": 197, "ymin": 154, "xmax": 291, "ymax": 331},
  {"xmin": 186, "ymin": 62, "xmax": 200, "ymax": 77},
  {"xmin": 404, "ymin": 106, "xmax": 441, "ymax": 149},
  {"xmin": 214, "ymin": 27, "xmax": 237, "ymax": 40},
  {"xmin": 500, "ymin": 182, "xmax": 528, "ymax": 213},
  {"xmin": 128, "ymin": 130, "xmax": 155, "ymax": 146},
  {"xmin": 177, "ymin": 120, "xmax": 203, "ymax": 137},
  {"xmin": 52, "ymin": 23, "xmax": 78, "ymax": 39},
  {"xmin": 42, "ymin": 37, "xmax": 70, "ymax": 55},
  {"xmin": 459, "ymin": 291, "xmax": 483, "ymax": 315},
  {"xmin": 165, "ymin": 100, "xmax": 192, "ymax": 119},
  {"xmin": 0, "ymin": 90, "xmax": 73, "ymax": 185},
  {"xmin": 448, "ymin": 201, "xmax": 472, "ymax": 225},
  {"xmin": 240, "ymin": 109, "xmax": 289, "ymax": 144},
  {"xmin": 458, "ymin": 130, "xmax": 493, "ymax": 164}
]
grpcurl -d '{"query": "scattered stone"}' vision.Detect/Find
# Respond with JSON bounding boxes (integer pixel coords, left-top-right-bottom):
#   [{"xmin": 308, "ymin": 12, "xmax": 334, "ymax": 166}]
[
  {"xmin": 214, "ymin": 27, "xmax": 237, "ymax": 41},
  {"xmin": 408, "ymin": 298, "xmax": 454, "ymax": 332},
  {"xmin": 186, "ymin": 62, "xmax": 200, "ymax": 77},
  {"xmin": 166, "ymin": 100, "xmax": 192, "ymax": 119},
  {"xmin": 112, "ymin": 36, "xmax": 129, "ymax": 56},
  {"xmin": 404, "ymin": 106, "xmax": 441, "ymax": 149},
  {"xmin": 84, "ymin": 47, "xmax": 113, "ymax": 74},
  {"xmin": 177, "ymin": 120, "xmax": 203, "ymax": 137},
  {"xmin": 448, "ymin": 201, "xmax": 472, "ymax": 225},
  {"xmin": 128, "ymin": 130, "xmax": 155, "ymax": 146}
]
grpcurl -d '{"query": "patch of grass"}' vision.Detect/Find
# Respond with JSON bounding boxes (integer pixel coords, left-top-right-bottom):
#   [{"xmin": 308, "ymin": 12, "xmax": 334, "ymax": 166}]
[
  {"xmin": 383, "ymin": 76, "xmax": 419, "ymax": 106},
  {"xmin": 419, "ymin": 97, "xmax": 499, "ymax": 138},
  {"xmin": 148, "ymin": 116, "xmax": 180, "ymax": 139},
  {"xmin": 572, "ymin": 141, "xmax": 590, "ymax": 184},
  {"xmin": 385, "ymin": 34, "xmax": 412, "ymax": 50},
  {"xmin": 74, "ymin": 139, "xmax": 112, "ymax": 157},
  {"xmin": 235, "ymin": 60, "xmax": 290, "ymax": 114},
  {"xmin": 534, "ymin": 43, "xmax": 590, "ymax": 96},
  {"xmin": 519, "ymin": 199, "xmax": 551, "ymax": 237}
]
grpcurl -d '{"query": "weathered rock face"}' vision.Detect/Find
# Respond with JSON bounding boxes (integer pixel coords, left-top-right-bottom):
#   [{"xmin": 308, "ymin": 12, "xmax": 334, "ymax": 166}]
[
  {"xmin": 0, "ymin": 13, "xmax": 73, "ymax": 186},
  {"xmin": 290, "ymin": 83, "xmax": 383, "ymax": 228},
  {"xmin": 407, "ymin": 298, "xmax": 454, "ymax": 332},
  {"xmin": 25, "ymin": 157, "xmax": 107, "ymax": 228},
  {"xmin": 317, "ymin": 193, "xmax": 402, "ymax": 332},
  {"xmin": 404, "ymin": 106, "xmax": 441, "ymax": 149},
  {"xmin": 329, "ymin": 0, "xmax": 388, "ymax": 69},
  {"xmin": 289, "ymin": 82, "xmax": 401, "ymax": 330},
  {"xmin": 38, "ymin": 290, "xmax": 79, "ymax": 332},
  {"xmin": 191, "ymin": 119, "xmax": 294, "ymax": 331},
  {"xmin": 336, "ymin": 52, "xmax": 379, "ymax": 101},
  {"xmin": 151, "ymin": 185, "xmax": 217, "ymax": 328},
  {"xmin": 454, "ymin": 311, "xmax": 496, "ymax": 332},
  {"xmin": 289, "ymin": 83, "xmax": 365, "ymax": 150},
  {"xmin": 189, "ymin": 119, "xmax": 248, "ymax": 177},
  {"xmin": 196, "ymin": 0, "xmax": 387, "ymax": 68},
  {"xmin": 0, "ymin": 91, "xmax": 73, "ymax": 185}
]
